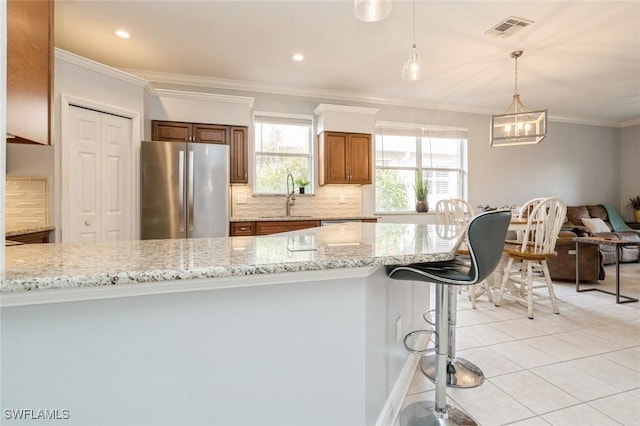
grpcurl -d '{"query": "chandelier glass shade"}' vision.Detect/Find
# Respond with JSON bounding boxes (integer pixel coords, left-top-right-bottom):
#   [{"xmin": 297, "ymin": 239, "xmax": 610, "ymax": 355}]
[
  {"xmin": 490, "ymin": 51, "xmax": 547, "ymax": 147},
  {"xmin": 354, "ymin": 0, "xmax": 392, "ymax": 22}
]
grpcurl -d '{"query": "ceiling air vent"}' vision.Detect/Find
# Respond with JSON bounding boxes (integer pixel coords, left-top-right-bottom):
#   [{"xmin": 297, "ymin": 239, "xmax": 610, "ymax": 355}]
[{"xmin": 486, "ymin": 16, "xmax": 533, "ymax": 38}]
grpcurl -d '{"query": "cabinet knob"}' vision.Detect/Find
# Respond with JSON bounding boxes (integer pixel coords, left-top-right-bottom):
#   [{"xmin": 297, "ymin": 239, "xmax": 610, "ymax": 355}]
[{"xmin": 84, "ymin": 220, "xmax": 91, "ymax": 226}]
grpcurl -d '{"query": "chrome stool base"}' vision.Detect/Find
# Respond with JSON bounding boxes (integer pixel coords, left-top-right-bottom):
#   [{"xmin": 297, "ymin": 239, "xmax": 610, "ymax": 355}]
[
  {"xmin": 420, "ymin": 356, "xmax": 485, "ymax": 388},
  {"xmin": 399, "ymin": 401, "xmax": 478, "ymax": 426}
]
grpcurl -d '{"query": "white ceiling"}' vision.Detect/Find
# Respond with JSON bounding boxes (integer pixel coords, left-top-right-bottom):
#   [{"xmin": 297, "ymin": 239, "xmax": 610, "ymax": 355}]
[{"xmin": 55, "ymin": 1, "xmax": 640, "ymax": 127}]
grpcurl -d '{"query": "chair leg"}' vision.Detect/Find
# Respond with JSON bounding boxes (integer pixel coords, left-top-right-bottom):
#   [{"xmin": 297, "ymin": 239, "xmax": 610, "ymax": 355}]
[
  {"xmin": 470, "ymin": 284, "xmax": 477, "ymax": 309},
  {"xmin": 495, "ymin": 257, "xmax": 514, "ymax": 307},
  {"xmin": 526, "ymin": 261, "xmax": 534, "ymax": 319},
  {"xmin": 484, "ymin": 279, "xmax": 493, "ymax": 303},
  {"xmin": 542, "ymin": 260, "xmax": 560, "ymax": 314}
]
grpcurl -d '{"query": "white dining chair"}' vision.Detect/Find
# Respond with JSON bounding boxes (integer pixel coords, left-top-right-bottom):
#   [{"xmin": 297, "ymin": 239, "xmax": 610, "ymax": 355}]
[{"xmin": 494, "ymin": 197, "xmax": 566, "ymax": 319}]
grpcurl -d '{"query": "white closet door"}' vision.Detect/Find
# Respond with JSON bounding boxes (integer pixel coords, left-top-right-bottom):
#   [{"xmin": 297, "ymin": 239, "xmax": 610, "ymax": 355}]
[{"xmin": 66, "ymin": 106, "xmax": 131, "ymax": 243}]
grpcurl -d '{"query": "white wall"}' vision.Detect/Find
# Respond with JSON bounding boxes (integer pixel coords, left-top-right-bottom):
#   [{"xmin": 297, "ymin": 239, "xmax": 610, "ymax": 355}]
[
  {"xmin": 154, "ymin": 84, "xmax": 626, "ymax": 218},
  {"xmin": 620, "ymin": 124, "xmax": 640, "ymax": 221}
]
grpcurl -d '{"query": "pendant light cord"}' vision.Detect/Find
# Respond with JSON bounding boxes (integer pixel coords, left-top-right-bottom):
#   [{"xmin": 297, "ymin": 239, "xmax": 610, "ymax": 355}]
[
  {"xmin": 514, "ymin": 55, "xmax": 519, "ymax": 95},
  {"xmin": 412, "ymin": 0, "xmax": 416, "ymax": 45}
]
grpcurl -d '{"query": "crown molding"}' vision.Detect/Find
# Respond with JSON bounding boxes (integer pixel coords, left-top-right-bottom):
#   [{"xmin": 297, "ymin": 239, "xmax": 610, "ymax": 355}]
[
  {"xmin": 153, "ymin": 88, "xmax": 255, "ymax": 107},
  {"xmin": 621, "ymin": 118, "xmax": 640, "ymax": 128},
  {"xmin": 121, "ymin": 67, "xmax": 633, "ymax": 129},
  {"xmin": 55, "ymin": 48, "xmax": 150, "ymax": 89},
  {"xmin": 314, "ymin": 104, "xmax": 379, "ymax": 116}
]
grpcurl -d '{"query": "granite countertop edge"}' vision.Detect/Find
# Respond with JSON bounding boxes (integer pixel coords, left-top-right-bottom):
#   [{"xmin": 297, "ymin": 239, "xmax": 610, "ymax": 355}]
[
  {"xmin": 230, "ymin": 215, "xmax": 379, "ymax": 222},
  {"xmin": 1, "ymin": 252, "xmax": 454, "ymax": 293}
]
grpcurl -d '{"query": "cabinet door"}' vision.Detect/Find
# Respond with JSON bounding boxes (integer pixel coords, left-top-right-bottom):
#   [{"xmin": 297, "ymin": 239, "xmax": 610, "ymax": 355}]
[
  {"xmin": 7, "ymin": 0, "xmax": 53, "ymax": 145},
  {"xmin": 348, "ymin": 133, "xmax": 372, "ymax": 184},
  {"xmin": 152, "ymin": 121, "xmax": 192, "ymax": 142},
  {"xmin": 323, "ymin": 132, "xmax": 349, "ymax": 184},
  {"xmin": 194, "ymin": 124, "xmax": 228, "ymax": 144},
  {"xmin": 230, "ymin": 127, "xmax": 249, "ymax": 183}
]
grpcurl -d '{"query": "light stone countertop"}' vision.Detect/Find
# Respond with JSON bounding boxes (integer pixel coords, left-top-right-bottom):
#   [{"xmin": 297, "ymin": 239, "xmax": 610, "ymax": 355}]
[
  {"xmin": 230, "ymin": 215, "xmax": 379, "ymax": 222},
  {"xmin": 2, "ymin": 222, "xmax": 464, "ymax": 293}
]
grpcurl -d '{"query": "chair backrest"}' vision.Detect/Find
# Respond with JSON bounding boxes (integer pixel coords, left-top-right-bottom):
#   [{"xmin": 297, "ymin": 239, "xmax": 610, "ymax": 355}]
[
  {"xmin": 435, "ymin": 199, "xmax": 475, "ymax": 227},
  {"xmin": 466, "ymin": 209, "xmax": 512, "ymax": 284},
  {"xmin": 519, "ymin": 197, "xmax": 567, "ymax": 255}
]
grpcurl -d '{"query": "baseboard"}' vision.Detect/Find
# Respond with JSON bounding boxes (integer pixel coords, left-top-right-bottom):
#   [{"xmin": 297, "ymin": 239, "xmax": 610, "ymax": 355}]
[{"xmin": 375, "ymin": 333, "xmax": 429, "ymax": 426}]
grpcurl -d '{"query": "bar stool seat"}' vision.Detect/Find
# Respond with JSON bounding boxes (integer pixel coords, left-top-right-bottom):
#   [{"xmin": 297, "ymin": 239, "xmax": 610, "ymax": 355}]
[{"xmin": 388, "ymin": 210, "xmax": 511, "ymax": 426}]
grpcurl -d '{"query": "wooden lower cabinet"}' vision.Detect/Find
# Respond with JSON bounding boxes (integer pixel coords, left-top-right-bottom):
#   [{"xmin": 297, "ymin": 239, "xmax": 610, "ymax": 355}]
[{"xmin": 256, "ymin": 221, "xmax": 321, "ymax": 235}]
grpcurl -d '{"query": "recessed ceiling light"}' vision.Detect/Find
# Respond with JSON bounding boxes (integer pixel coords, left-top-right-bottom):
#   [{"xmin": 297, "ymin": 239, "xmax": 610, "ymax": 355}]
[
  {"xmin": 292, "ymin": 53, "xmax": 304, "ymax": 62},
  {"xmin": 114, "ymin": 29, "xmax": 131, "ymax": 39}
]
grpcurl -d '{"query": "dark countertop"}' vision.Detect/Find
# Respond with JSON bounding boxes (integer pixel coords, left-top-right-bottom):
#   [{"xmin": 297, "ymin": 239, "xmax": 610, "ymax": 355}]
[{"xmin": 6, "ymin": 225, "xmax": 55, "ymax": 238}]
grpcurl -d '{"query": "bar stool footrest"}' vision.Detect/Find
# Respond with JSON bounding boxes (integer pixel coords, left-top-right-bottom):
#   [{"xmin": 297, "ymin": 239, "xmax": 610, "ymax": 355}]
[
  {"xmin": 403, "ymin": 329, "xmax": 436, "ymax": 355},
  {"xmin": 420, "ymin": 356, "xmax": 485, "ymax": 388}
]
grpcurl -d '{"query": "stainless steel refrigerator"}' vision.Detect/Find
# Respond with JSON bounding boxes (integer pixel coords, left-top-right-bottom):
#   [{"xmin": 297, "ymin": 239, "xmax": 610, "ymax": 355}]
[{"xmin": 141, "ymin": 140, "xmax": 229, "ymax": 239}]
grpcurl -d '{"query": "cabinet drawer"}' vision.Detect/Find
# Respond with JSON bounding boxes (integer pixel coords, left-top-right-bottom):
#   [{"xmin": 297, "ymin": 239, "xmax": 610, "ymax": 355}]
[{"xmin": 230, "ymin": 222, "xmax": 256, "ymax": 236}]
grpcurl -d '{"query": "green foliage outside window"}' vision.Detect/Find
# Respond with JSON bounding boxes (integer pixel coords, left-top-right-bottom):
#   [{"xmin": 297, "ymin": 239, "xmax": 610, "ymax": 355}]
[{"xmin": 375, "ymin": 169, "xmax": 409, "ymax": 212}]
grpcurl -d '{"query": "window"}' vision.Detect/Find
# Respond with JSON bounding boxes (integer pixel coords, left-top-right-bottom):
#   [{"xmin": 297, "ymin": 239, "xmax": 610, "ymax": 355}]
[
  {"xmin": 253, "ymin": 113, "xmax": 313, "ymax": 194},
  {"xmin": 375, "ymin": 123, "xmax": 467, "ymax": 213}
]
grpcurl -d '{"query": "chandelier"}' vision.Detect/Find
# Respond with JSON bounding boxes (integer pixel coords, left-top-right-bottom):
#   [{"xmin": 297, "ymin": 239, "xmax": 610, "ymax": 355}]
[{"xmin": 490, "ymin": 50, "xmax": 547, "ymax": 147}]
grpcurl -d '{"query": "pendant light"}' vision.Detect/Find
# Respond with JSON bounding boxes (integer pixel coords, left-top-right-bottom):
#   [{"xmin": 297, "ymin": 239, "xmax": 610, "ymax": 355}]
[
  {"xmin": 401, "ymin": 0, "xmax": 427, "ymax": 81},
  {"xmin": 354, "ymin": 0, "xmax": 392, "ymax": 23},
  {"xmin": 490, "ymin": 50, "xmax": 547, "ymax": 147}
]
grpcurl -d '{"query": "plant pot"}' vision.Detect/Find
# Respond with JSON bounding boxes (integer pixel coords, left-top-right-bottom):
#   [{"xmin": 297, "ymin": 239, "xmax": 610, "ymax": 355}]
[
  {"xmin": 299, "ymin": 187, "xmax": 305, "ymax": 195},
  {"xmin": 416, "ymin": 200, "xmax": 429, "ymax": 213},
  {"xmin": 635, "ymin": 209, "xmax": 640, "ymax": 223}
]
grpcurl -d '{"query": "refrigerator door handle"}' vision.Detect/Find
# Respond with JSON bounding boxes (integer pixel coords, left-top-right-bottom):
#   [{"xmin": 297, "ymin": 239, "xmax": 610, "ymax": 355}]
[
  {"xmin": 179, "ymin": 150, "xmax": 185, "ymax": 233},
  {"xmin": 188, "ymin": 149, "xmax": 195, "ymax": 235}
]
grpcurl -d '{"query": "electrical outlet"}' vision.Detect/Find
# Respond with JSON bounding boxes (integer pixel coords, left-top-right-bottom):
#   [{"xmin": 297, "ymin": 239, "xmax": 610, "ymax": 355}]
[
  {"xmin": 396, "ymin": 317, "xmax": 402, "ymax": 344},
  {"xmin": 339, "ymin": 194, "xmax": 345, "ymax": 203},
  {"xmin": 236, "ymin": 193, "xmax": 247, "ymax": 204}
]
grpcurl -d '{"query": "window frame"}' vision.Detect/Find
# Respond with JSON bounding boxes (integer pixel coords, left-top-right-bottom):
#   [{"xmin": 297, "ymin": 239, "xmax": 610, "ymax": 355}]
[
  {"xmin": 374, "ymin": 122, "xmax": 468, "ymax": 214},
  {"xmin": 252, "ymin": 112, "xmax": 315, "ymax": 196}
]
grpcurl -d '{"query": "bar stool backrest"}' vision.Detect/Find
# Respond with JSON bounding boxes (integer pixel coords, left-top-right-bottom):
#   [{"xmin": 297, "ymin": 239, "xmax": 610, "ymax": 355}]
[{"xmin": 466, "ymin": 209, "xmax": 512, "ymax": 284}]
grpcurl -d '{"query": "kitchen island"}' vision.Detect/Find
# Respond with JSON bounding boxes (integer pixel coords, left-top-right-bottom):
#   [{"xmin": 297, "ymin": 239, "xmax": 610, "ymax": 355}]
[{"xmin": 1, "ymin": 222, "xmax": 463, "ymax": 426}]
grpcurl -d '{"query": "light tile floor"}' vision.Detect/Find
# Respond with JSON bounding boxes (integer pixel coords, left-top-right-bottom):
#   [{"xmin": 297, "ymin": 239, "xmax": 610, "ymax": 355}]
[{"xmin": 399, "ymin": 262, "xmax": 640, "ymax": 425}]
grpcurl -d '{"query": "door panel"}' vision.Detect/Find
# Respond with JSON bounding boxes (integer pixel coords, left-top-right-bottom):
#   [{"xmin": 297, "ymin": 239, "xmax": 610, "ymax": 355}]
[
  {"xmin": 189, "ymin": 143, "xmax": 229, "ymax": 238},
  {"xmin": 141, "ymin": 141, "xmax": 187, "ymax": 239},
  {"xmin": 324, "ymin": 133, "xmax": 348, "ymax": 184},
  {"xmin": 68, "ymin": 107, "xmax": 101, "ymax": 242},
  {"xmin": 349, "ymin": 134, "xmax": 372, "ymax": 184},
  {"xmin": 101, "ymin": 114, "xmax": 132, "ymax": 241}
]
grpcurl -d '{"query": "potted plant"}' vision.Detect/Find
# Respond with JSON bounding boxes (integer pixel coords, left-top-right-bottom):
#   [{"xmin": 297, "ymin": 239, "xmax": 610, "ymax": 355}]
[
  {"xmin": 414, "ymin": 174, "xmax": 429, "ymax": 212},
  {"xmin": 295, "ymin": 177, "xmax": 310, "ymax": 194},
  {"xmin": 629, "ymin": 195, "xmax": 640, "ymax": 222}
]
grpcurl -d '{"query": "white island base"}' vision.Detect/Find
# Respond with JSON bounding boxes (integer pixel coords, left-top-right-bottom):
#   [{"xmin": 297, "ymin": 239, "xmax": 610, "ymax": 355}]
[{"xmin": 1, "ymin": 266, "xmax": 429, "ymax": 426}]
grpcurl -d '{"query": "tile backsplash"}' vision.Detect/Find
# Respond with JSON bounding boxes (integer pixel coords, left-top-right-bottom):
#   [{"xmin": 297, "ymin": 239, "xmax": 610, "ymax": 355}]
[
  {"xmin": 5, "ymin": 176, "xmax": 50, "ymax": 232},
  {"xmin": 231, "ymin": 185, "xmax": 362, "ymax": 218}
]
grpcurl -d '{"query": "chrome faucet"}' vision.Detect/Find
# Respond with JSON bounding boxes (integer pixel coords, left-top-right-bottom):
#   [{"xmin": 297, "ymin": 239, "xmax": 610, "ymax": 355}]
[{"xmin": 286, "ymin": 173, "xmax": 296, "ymax": 216}]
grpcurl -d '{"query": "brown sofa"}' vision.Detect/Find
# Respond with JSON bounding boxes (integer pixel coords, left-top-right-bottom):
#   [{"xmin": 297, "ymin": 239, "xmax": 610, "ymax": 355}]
[{"xmin": 547, "ymin": 205, "xmax": 640, "ymax": 282}]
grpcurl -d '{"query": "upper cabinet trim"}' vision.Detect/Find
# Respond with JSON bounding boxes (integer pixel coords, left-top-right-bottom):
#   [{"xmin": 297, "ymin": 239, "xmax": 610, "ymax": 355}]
[
  {"xmin": 153, "ymin": 89, "xmax": 255, "ymax": 107},
  {"xmin": 314, "ymin": 104, "xmax": 379, "ymax": 116}
]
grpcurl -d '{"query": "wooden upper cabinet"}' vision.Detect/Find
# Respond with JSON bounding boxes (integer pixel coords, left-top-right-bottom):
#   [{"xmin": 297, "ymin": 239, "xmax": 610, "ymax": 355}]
[
  {"xmin": 319, "ymin": 132, "xmax": 372, "ymax": 185},
  {"xmin": 152, "ymin": 121, "xmax": 228, "ymax": 144},
  {"xmin": 7, "ymin": 0, "xmax": 53, "ymax": 145},
  {"xmin": 230, "ymin": 126, "xmax": 249, "ymax": 184}
]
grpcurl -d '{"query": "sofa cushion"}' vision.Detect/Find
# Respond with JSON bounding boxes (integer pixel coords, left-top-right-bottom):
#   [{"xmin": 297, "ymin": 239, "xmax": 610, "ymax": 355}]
[
  {"xmin": 587, "ymin": 205, "xmax": 608, "ymax": 222},
  {"xmin": 583, "ymin": 217, "xmax": 611, "ymax": 233},
  {"xmin": 567, "ymin": 206, "xmax": 590, "ymax": 225}
]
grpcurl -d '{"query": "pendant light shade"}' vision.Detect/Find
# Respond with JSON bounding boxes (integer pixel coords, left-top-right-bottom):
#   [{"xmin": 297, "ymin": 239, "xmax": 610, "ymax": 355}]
[
  {"xmin": 491, "ymin": 50, "xmax": 547, "ymax": 147},
  {"xmin": 354, "ymin": 0, "xmax": 392, "ymax": 22},
  {"xmin": 401, "ymin": 0, "xmax": 427, "ymax": 81},
  {"xmin": 402, "ymin": 44, "xmax": 427, "ymax": 81}
]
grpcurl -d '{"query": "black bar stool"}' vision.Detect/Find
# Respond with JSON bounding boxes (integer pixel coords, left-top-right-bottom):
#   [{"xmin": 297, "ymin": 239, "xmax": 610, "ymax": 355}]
[{"xmin": 388, "ymin": 209, "xmax": 511, "ymax": 425}]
